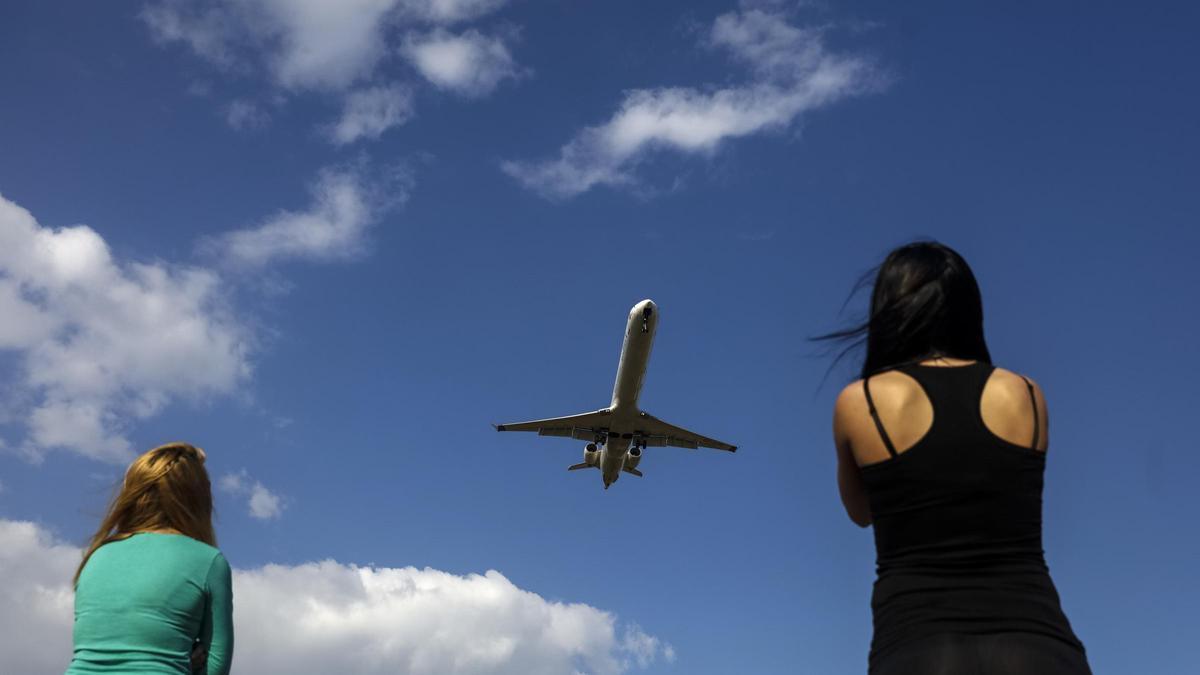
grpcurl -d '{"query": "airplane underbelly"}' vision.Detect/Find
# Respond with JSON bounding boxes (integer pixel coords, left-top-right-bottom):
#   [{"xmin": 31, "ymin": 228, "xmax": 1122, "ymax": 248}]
[
  {"xmin": 612, "ymin": 334, "xmax": 653, "ymax": 409},
  {"xmin": 603, "ymin": 440, "xmax": 629, "ymax": 479}
]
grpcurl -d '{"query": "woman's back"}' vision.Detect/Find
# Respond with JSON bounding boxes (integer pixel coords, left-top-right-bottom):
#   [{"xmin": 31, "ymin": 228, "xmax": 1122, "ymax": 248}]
[
  {"xmin": 847, "ymin": 361, "xmax": 1089, "ymax": 674},
  {"xmin": 67, "ymin": 533, "xmax": 233, "ymax": 675}
]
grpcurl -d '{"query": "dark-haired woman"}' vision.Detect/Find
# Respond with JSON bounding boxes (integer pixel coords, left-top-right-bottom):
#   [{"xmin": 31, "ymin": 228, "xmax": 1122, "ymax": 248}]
[
  {"xmin": 818, "ymin": 241, "xmax": 1091, "ymax": 674},
  {"xmin": 66, "ymin": 442, "xmax": 233, "ymax": 675}
]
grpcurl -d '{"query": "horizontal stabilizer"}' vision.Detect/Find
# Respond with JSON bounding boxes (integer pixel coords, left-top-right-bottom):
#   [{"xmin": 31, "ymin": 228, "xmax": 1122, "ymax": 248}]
[
  {"xmin": 623, "ymin": 467, "xmax": 643, "ymax": 477},
  {"xmin": 567, "ymin": 463, "xmax": 596, "ymax": 471}
]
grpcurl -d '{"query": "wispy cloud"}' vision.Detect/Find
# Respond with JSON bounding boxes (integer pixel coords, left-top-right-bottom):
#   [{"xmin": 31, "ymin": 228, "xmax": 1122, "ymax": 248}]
[
  {"xmin": 397, "ymin": 0, "xmax": 510, "ymax": 24},
  {"xmin": 502, "ymin": 8, "xmax": 883, "ymax": 199},
  {"xmin": 0, "ymin": 518, "xmax": 675, "ymax": 675},
  {"xmin": 220, "ymin": 469, "xmax": 285, "ymax": 520},
  {"xmin": 140, "ymin": 0, "xmax": 241, "ymax": 68},
  {"xmin": 402, "ymin": 28, "xmax": 523, "ymax": 97},
  {"xmin": 0, "ymin": 193, "xmax": 251, "ymax": 462},
  {"xmin": 143, "ymin": 0, "xmax": 399, "ymax": 91},
  {"xmin": 140, "ymin": 0, "xmax": 520, "ymax": 143},
  {"xmin": 224, "ymin": 99, "xmax": 270, "ymax": 131},
  {"xmin": 328, "ymin": 84, "xmax": 415, "ymax": 144},
  {"xmin": 205, "ymin": 162, "xmax": 413, "ymax": 268}
]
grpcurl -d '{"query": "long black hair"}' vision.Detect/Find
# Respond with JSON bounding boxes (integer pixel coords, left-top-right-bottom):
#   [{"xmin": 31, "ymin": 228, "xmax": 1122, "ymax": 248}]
[{"xmin": 810, "ymin": 239, "xmax": 992, "ymax": 380}]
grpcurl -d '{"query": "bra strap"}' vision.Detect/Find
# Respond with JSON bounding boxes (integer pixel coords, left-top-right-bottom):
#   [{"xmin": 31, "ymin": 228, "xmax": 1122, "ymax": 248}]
[
  {"xmin": 863, "ymin": 377, "xmax": 898, "ymax": 458},
  {"xmin": 1019, "ymin": 375, "xmax": 1040, "ymax": 449}
]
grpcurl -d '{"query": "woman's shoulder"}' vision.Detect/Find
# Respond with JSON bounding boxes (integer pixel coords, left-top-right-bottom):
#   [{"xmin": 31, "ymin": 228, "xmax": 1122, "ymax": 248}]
[
  {"xmin": 986, "ymin": 365, "xmax": 1046, "ymax": 401},
  {"xmin": 834, "ymin": 363, "xmax": 1047, "ymax": 418},
  {"xmin": 83, "ymin": 535, "xmax": 228, "ymax": 588},
  {"xmin": 833, "ymin": 369, "xmax": 922, "ymax": 411},
  {"xmin": 117, "ymin": 532, "xmax": 225, "ymax": 563},
  {"xmin": 163, "ymin": 533, "xmax": 225, "ymax": 562}
]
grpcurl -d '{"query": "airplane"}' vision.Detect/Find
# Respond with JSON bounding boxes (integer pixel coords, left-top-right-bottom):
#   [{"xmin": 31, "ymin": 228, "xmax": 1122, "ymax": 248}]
[{"xmin": 494, "ymin": 299, "xmax": 737, "ymax": 489}]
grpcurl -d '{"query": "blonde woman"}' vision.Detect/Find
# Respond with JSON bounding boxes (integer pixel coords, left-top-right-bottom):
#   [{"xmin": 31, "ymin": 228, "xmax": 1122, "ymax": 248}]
[{"xmin": 66, "ymin": 442, "xmax": 233, "ymax": 675}]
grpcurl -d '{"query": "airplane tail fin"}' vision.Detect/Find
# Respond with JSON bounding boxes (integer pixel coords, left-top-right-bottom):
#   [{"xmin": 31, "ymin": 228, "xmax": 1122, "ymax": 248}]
[
  {"xmin": 622, "ymin": 467, "xmax": 643, "ymax": 477},
  {"xmin": 567, "ymin": 463, "xmax": 596, "ymax": 471}
]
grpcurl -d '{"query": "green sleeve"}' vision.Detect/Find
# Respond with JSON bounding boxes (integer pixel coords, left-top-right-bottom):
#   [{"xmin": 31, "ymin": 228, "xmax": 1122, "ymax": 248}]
[{"xmin": 204, "ymin": 552, "xmax": 234, "ymax": 675}]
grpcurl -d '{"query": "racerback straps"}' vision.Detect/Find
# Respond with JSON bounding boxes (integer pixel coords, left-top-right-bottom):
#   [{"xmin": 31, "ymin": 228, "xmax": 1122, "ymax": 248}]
[{"xmin": 863, "ymin": 377, "xmax": 898, "ymax": 458}]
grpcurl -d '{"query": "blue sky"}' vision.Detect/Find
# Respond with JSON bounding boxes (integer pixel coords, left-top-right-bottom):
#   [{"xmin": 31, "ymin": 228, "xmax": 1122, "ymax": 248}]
[{"xmin": 1, "ymin": 1, "xmax": 1197, "ymax": 673}]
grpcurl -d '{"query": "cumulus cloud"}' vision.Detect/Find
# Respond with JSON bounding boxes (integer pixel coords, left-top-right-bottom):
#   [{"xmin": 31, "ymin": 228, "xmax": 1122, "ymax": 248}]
[
  {"xmin": 0, "ymin": 518, "xmax": 674, "ymax": 675},
  {"xmin": 402, "ymin": 28, "xmax": 522, "ymax": 97},
  {"xmin": 220, "ymin": 469, "xmax": 285, "ymax": 520},
  {"xmin": 0, "ymin": 520, "xmax": 81, "ymax": 675},
  {"xmin": 502, "ymin": 9, "xmax": 882, "ymax": 199},
  {"xmin": 141, "ymin": 0, "xmax": 515, "ymax": 92},
  {"xmin": 206, "ymin": 163, "xmax": 413, "ymax": 267},
  {"xmin": 328, "ymin": 84, "xmax": 415, "ymax": 144},
  {"xmin": 0, "ymin": 194, "xmax": 251, "ymax": 462},
  {"xmin": 224, "ymin": 99, "xmax": 270, "ymax": 130}
]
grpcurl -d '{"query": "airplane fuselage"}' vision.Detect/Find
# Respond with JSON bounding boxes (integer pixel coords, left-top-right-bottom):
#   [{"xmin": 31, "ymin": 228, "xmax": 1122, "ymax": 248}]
[{"xmin": 597, "ymin": 299, "xmax": 657, "ymax": 487}]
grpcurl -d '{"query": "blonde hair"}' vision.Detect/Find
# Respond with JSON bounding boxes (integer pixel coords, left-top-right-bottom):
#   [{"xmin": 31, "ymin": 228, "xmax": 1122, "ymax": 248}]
[{"xmin": 74, "ymin": 442, "xmax": 216, "ymax": 586}]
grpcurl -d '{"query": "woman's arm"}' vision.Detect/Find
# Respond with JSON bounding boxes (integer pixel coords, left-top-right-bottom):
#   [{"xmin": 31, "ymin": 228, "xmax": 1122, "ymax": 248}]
[
  {"xmin": 204, "ymin": 552, "xmax": 234, "ymax": 675},
  {"xmin": 833, "ymin": 384, "xmax": 872, "ymax": 527}
]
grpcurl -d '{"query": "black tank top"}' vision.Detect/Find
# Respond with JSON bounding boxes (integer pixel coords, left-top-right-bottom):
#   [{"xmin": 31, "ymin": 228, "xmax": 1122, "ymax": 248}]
[{"xmin": 857, "ymin": 362, "xmax": 1086, "ymax": 665}]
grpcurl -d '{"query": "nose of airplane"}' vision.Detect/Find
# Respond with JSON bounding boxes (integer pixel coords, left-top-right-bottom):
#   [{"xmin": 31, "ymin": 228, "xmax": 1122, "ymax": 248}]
[{"xmin": 638, "ymin": 299, "xmax": 656, "ymax": 319}]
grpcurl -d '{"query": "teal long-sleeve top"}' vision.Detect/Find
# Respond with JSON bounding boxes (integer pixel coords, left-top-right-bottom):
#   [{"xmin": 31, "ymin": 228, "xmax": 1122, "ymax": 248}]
[{"xmin": 66, "ymin": 532, "xmax": 234, "ymax": 674}]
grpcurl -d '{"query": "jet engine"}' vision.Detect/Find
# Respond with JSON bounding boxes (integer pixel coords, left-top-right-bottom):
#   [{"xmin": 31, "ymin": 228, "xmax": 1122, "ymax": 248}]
[
  {"xmin": 624, "ymin": 446, "xmax": 642, "ymax": 470},
  {"xmin": 583, "ymin": 443, "xmax": 602, "ymax": 466}
]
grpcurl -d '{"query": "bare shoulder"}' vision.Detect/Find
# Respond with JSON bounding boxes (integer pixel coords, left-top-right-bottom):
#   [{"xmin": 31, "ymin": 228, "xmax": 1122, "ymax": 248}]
[
  {"xmin": 835, "ymin": 371, "xmax": 921, "ymax": 414},
  {"xmin": 833, "ymin": 371, "xmax": 923, "ymax": 437},
  {"xmin": 985, "ymin": 366, "xmax": 1050, "ymax": 450},
  {"xmin": 989, "ymin": 367, "xmax": 1049, "ymax": 406},
  {"xmin": 834, "ymin": 379, "xmax": 866, "ymax": 416}
]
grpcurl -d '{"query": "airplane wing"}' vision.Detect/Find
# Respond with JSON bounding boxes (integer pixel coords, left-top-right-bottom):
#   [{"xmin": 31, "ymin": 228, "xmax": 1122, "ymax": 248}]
[
  {"xmin": 494, "ymin": 409, "xmax": 613, "ymax": 439},
  {"xmin": 634, "ymin": 411, "xmax": 737, "ymax": 452}
]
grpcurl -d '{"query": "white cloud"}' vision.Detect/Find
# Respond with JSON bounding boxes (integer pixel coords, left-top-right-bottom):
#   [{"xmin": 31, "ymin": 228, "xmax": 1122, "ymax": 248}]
[
  {"xmin": 402, "ymin": 29, "xmax": 522, "ymax": 97},
  {"xmin": 1, "ymin": 160, "xmax": 413, "ymax": 461},
  {"xmin": 253, "ymin": 0, "xmax": 401, "ymax": 91},
  {"xmin": 502, "ymin": 9, "xmax": 881, "ymax": 199},
  {"xmin": 207, "ymin": 164, "xmax": 412, "ymax": 267},
  {"xmin": 224, "ymin": 99, "xmax": 270, "ymax": 130},
  {"xmin": 0, "ymin": 520, "xmax": 79, "ymax": 675},
  {"xmin": 141, "ymin": 0, "xmax": 519, "ymax": 144},
  {"xmin": 0, "ymin": 194, "xmax": 252, "ymax": 462},
  {"xmin": 620, "ymin": 624, "xmax": 676, "ymax": 669},
  {"xmin": 220, "ymin": 469, "xmax": 285, "ymax": 520},
  {"xmin": 141, "ymin": 0, "xmax": 514, "ymax": 92},
  {"xmin": 0, "ymin": 518, "xmax": 674, "ymax": 675},
  {"xmin": 397, "ymin": 0, "xmax": 509, "ymax": 24},
  {"xmin": 329, "ymin": 84, "xmax": 415, "ymax": 144},
  {"xmin": 140, "ymin": 0, "xmax": 241, "ymax": 68}
]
